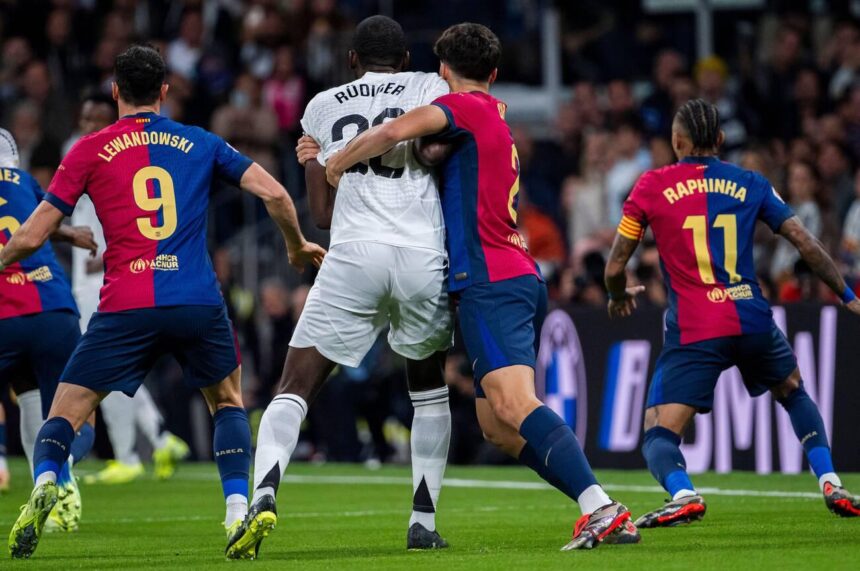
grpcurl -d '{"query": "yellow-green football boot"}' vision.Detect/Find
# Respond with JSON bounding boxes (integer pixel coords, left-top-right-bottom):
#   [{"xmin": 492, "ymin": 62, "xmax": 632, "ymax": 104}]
[
  {"xmin": 153, "ymin": 434, "xmax": 190, "ymax": 480},
  {"xmin": 83, "ymin": 460, "xmax": 144, "ymax": 485},
  {"xmin": 8, "ymin": 481, "xmax": 58, "ymax": 559},
  {"xmin": 225, "ymin": 495, "xmax": 277, "ymax": 560},
  {"xmin": 46, "ymin": 469, "xmax": 82, "ymax": 532}
]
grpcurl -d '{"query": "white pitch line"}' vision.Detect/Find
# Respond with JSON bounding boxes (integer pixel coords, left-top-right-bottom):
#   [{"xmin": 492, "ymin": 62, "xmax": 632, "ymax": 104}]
[{"xmin": 155, "ymin": 471, "xmax": 821, "ymax": 499}]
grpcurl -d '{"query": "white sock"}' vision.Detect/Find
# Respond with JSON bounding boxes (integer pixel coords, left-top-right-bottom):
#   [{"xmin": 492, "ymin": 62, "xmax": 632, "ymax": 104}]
[
  {"xmin": 101, "ymin": 392, "xmax": 141, "ymax": 465},
  {"xmin": 225, "ymin": 493, "xmax": 249, "ymax": 527},
  {"xmin": 17, "ymin": 390, "xmax": 43, "ymax": 476},
  {"xmin": 134, "ymin": 385, "xmax": 168, "ymax": 450},
  {"xmin": 577, "ymin": 484, "xmax": 612, "ymax": 515},
  {"xmin": 35, "ymin": 470, "xmax": 57, "ymax": 486},
  {"xmin": 672, "ymin": 489, "xmax": 697, "ymax": 501},
  {"xmin": 819, "ymin": 472, "xmax": 842, "ymax": 492},
  {"xmin": 408, "ymin": 387, "xmax": 451, "ymax": 532},
  {"xmin": 252, "ymin": 395, "xmax": 308, "ymax": 504}
]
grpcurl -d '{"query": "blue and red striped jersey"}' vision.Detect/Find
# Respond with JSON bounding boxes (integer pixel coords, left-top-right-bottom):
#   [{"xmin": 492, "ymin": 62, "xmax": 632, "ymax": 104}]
[
  {"xmin": 620, "ymin": 156, "xmax": 794, "ymax": 345},
  {"xmin": 0, "ymin": 168, "xmax": 77, "ymax": 319},
  {"xmin": 431, "ymin": 92, "xmax": 539, "ymax": 292},
  {"xmin": 45, "ymin": 112, "xmax": 252, "ymax": 313}
]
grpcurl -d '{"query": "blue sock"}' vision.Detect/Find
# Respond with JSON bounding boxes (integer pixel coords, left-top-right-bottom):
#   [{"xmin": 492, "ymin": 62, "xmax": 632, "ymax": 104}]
[
  {"xmin": 0, "ymin": 421, "xmax": 6, "ymax": 458},
  {"xmin": 518, "ymin": 406, "xmax": 598, "ymax": 500},
  {"xmin": 33, "ymin": 417, "xmax": 75, "ymax": 484},
  {"xmin": 518, "ymin": 442, "xmax": 569, "ymax": 498},
  {"xmin": 777, "ymin": 385, "xmax": 834, "ymax": 478},
  {"xmin": 642, "ymin": 426, "xmax": 695, "ymax": 497},
  {"xmin": 70, "ymin": 423, "xmax": 95, "ymax": 465},
  {"xmin": 213, "ymin": 406, "xmax": 251, "ymax": 500}
]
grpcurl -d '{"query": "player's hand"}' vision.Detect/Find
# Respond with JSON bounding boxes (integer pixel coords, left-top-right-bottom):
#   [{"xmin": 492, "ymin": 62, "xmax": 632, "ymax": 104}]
[
  {"xmin": 607, "ymin": 285, "xmax": 645, "ymax": 319},
  {"xmin": 325, "ymin": 161, "xmax": 344, "ymax": 189},
  {"xmin": 844, "ymin": 298, "xmax": 860, "ymax": 316},
  {"xmin": 288, "ymin": 240, "xmax": 327, "ymax": 273},
  {"xmin": 296, "ymin": 135, "xmax": 321, "ymax": 167},
  {"xmin": 68, "ymin": 226, "xmax": 98, "ymax": 257}
]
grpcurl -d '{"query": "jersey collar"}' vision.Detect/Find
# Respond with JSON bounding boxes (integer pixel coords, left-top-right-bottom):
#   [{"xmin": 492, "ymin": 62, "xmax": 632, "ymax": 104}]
[
  {"xmin": 679, "ymin": 156, "xmax": 719, "ymax": 165},
  {"xmin": 121, "ymin": 111, "xmax": 160, "ymax": 120}
]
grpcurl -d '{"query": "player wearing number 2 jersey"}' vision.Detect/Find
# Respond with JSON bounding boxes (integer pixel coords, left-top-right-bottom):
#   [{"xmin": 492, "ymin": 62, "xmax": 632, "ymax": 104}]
[
  {"xmin": 3, "ymin": 45, "xmax": 325, "ymax": 560},
  {"xmin": 327, "ymin": 22, "xmax": 639, "ymax": 551},
  {"xmin": 605, "ymin": 99, "xmax": 860, "ymax": 529}
]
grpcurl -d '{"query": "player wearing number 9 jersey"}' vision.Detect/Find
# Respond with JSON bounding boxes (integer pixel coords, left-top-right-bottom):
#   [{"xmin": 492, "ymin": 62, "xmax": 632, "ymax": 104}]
[
  {"xmin": 3, "ymin": 45, "xmax": 325, "ymax": 560},
  {"xmin": 327, "ymin": 22, "xmax": 639, "ymax": 551},
  {"xmin": 604, "ymin": 98, "xmax": 860, "ymax": 529}
]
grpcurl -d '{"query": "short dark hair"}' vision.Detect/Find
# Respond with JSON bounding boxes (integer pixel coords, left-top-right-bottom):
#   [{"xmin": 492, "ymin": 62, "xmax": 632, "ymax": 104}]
[
  {"xmin": 352, "ymin": 16, "xmax": 407, "ymax": 68},
  {"xmin": 675, "ymin": 98, "xmax": 721, "ymax": 150},
  {"xmin": 433, "ymin": 23, "xmax": 501, "ymax": 82},
  {"xmin": 114, "ymin": 44, "xmax": 166, "ymax": 106}
]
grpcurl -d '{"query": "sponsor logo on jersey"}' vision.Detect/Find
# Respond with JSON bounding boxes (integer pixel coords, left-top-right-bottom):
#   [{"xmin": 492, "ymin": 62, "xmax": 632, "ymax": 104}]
[
  {"xmin": 507, "ymin": 232, "xmax": 528, "ymax": 250},
  {"xmin": 129, "ymin": 254, "xmax": 180, "ymax": 274},
  {"xmin": 707, "ymin": 284, "xmax": 753, "ymax": 303},
  {"xmin": 5, "ymin": 265, "xmax": 53, "ymax": 284}
]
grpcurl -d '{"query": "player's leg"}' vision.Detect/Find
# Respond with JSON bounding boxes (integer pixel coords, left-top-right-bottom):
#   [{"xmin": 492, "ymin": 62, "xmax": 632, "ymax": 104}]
[
  {"xmin": 634, "ymin": 335, "xmax": 727, "ymax": 528},
  {"xmin": 8, "ymin": 382, "xmax": 105, "ymax": 559},
  {"xmin": 387, "ymin": 246, "xmax": 453, "ymax": 549},
  {"xmin": 136, "ymin": 384, "xmax": 189, "ymax": 479},
  {"xmin": 741, "ymin": 326, "xmax": 859, "ymax": 516},
  {"xmin": 89, "ymin": 393, "xmax": 145, "ymax": 484},
  {"xmin": 0, "ymin": 402, "xmax": 8, "ymax": 493},
  {"xmin": 9, "ymin": 309, "xmax": 157, "ymax": 558},
  {"xmin": 10, "ymin": 371, "xmax": 42, "ymax": 475},
  {"xmin": 404, "ymin": 352, "xmax": 450, "ymax": 549},
  {"xmin": 461, "ymin": 276, "xmax": 634, "ymax": 550}
]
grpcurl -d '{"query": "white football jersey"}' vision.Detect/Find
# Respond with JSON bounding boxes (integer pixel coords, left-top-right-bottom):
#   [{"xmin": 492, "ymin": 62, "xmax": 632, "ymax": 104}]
[
  {"xmin": 301, "ymin": 71, "xmax": 448, "ymax": 252},
  {"xmin": 71, "ymin": 194, "xmax": 105, "ymax": 296}
]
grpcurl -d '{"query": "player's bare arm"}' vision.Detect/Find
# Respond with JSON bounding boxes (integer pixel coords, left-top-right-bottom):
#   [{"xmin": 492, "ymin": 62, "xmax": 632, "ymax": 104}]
[
  {"xmin": 326, "ymin": 105, "xmax": 448, "ymax": 188},
  {"xmin": 239, "ymin": 162, "xmax": 326, "ymax": 272},
  {"xmin": 0, "ymin": 202, "xmax": 68, "ymax": 271},
  {"xmin": 779, "ymin": 216, "xmax": 860, "ymax": 314},
  {"xmin": 51, "ymin": 224, "xmax": 98, "ymax": 257},
  {"xmin": 604, "ymin": 233, "xmax": 646, "ymax": 319},
  {"xmin": 296, "ymin": 135, "xmax": 336, "ymax": 230}
]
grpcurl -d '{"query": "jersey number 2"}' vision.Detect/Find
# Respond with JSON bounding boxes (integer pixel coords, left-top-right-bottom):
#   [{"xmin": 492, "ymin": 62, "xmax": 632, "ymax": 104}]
[
  {"xmin": 683, "ymin": 214, "xmax": 740, "ymax": 284},
  {"xmin": 331, "ymin": 108, "xmax": 405, "ymax": 178},
  {"xmin": 133, "ymin": 166, "xmax": 177, "ymax": 240}
]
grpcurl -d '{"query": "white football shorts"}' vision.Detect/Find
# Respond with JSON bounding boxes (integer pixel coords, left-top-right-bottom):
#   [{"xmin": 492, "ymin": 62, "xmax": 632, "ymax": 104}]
[{"xmin": 290, "ymin": 241, "xmax": 453, "ymax": 366}]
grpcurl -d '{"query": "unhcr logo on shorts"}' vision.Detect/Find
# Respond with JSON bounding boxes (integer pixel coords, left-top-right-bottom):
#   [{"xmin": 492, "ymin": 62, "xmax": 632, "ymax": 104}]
[
  {"xmin": 535, "ymin": 309, "xmax": 588, "ymax": 442},
  {"xmin": 129, "ymin": 254, "xmax": 180, "ymax": 274}
]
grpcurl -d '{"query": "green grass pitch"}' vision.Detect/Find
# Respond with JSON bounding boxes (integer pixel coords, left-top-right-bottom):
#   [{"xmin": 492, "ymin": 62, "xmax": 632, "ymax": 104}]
[{"xmin": 0, "ymin": 459, "xmax": 857, "ymax": 570}]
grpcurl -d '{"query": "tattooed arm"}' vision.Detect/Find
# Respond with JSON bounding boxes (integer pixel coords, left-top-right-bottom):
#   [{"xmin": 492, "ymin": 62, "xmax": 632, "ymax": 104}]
[
  {"xmin": 604, "ymin": 233, "xmax": 646, "ymax": 318},
  {"xmin": 779, "ymin": 216, "xmax": 860, "ymax": 314}
]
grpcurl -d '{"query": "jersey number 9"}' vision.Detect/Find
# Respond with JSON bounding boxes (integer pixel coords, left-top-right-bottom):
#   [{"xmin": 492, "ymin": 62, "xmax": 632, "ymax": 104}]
[{"xmin": 133, "ymin": 166, "xmax": 177, "ymax": 241}]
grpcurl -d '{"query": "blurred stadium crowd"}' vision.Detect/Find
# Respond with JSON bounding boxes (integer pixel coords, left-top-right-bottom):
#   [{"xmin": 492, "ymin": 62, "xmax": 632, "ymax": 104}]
[{"xmin": 2, "ymin": 0, "xmax": 860, "ymax": 464}]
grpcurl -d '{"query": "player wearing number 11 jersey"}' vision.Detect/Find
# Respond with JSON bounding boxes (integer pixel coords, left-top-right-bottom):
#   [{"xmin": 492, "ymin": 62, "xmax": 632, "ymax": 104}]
[
  {"xmin": 3, "ymin": 45, "xmax": 325, "ymax": 559},
  {"xmin": 604, "ymin": 98, "xmax": 860, "ymax": 527}
]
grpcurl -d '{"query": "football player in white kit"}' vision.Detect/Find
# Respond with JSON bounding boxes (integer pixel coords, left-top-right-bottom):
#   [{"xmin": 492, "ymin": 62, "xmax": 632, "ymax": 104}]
[
  {"xmin": 228, "ymin": 16, "xmax": 453, "ymax": 559},
  {"xmin": 68, "ymin": 94, "xmax": 190, "ymax": 485}
]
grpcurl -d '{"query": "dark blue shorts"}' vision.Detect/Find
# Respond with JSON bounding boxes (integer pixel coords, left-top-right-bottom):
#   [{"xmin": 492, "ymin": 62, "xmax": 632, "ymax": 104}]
[
  {"xmin": 647, "ymin": 323, "xmax": 797, "ymax": 413},
  {"xmin": 0, "ymin": 310, "xmax": 81, "ymax": 417},
  {"xmin": 457, "ymin": 274, "xmax": 547, "ymax": 397},
  {"xmin": 61, "ymin": 304, "xmax": 240, "ymax": 397}
]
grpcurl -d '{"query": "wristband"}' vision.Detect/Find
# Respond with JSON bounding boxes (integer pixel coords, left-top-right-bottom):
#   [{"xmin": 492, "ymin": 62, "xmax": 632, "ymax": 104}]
[{"xmin": 841, "ymin": 286, "xmax": 856, "ymax": 304}]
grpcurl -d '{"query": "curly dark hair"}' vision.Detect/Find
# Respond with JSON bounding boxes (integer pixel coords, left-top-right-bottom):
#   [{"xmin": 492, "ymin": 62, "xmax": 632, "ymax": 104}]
[
  {"xmin": 433, "ymin": 23, "xmax": 501, "ymax": 82},
  {"xmin": 352, "ymin": 15, "xmax": 407, "ymax": 68},
  {"xmin": 114, "ymin": 44, "xmax": 166, "ymax": 106}
]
